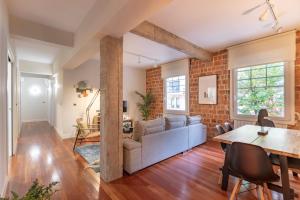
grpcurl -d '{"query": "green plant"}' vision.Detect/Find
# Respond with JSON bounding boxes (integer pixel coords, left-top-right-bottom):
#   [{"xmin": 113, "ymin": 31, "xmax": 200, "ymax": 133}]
[
  {"xmin": 135, "ymin": 91, "xmax": 154, "ymax": 120},
  {"xmin": 1, "ymin": 180, "xmax": 59, "ymax": 200}
]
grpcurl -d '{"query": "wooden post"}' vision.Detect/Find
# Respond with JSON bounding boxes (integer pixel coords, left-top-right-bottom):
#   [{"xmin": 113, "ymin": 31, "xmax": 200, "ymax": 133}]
[{"xmin": 100, "ymin": 36, "xmax": 123, "ymax": 182}]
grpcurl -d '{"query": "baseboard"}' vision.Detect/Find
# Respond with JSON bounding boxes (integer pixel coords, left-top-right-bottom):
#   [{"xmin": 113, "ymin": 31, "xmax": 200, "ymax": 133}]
[
  {"xmin": 1, "ymin": 176, "xmax": 8, "ymax": 198},
  {"xmin": 22, "ymin": 119, "xmax": 48, "ymax": 123},
  {"xmin": 53, "ymin": 127, "xmax": 74, "ymax": 140}
]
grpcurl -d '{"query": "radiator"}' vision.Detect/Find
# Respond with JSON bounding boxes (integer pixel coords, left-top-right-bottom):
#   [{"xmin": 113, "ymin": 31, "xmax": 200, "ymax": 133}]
[{"xmin": 234, "ymin": 119, "xmax": 287, "ymax": 129}]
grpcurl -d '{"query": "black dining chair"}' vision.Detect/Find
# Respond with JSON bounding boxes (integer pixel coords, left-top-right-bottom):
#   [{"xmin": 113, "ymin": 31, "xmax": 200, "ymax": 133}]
[
  {"xmin": 216, "ymin": 124, "xmax": 228, "ymax": 184},
  {"xmin": 229, "ymin": 142, "xmax": 280, "ymax": 200},
  {"xmin": 256, "ymin": 109, "xmax": 298, "ymax": 177},
  {"xmin": 224, "ymin": 122, "xmax": 234, "ymax": 132}
]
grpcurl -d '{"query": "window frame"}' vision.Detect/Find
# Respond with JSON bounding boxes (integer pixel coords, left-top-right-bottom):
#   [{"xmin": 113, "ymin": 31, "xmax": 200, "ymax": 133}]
[
  {"xmin": 164, "ymin": 75, "xmax": 189, "ymax": 115},
  {"xmin": 230, "ymin": 61, "xmax": 295, "ymax": 124}
]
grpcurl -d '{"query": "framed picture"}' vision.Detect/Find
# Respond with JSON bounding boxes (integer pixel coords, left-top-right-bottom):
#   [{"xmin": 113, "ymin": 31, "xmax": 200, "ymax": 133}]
[{"xmin": 198, "ymin": 75, "xmax": 217, "ymax": 104}]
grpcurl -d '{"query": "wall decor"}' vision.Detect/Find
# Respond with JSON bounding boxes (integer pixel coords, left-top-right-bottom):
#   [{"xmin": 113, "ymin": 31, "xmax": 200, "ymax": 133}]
[{"xmin": 198, "ymin": 75, "xmax": 217, "ymax": 104}]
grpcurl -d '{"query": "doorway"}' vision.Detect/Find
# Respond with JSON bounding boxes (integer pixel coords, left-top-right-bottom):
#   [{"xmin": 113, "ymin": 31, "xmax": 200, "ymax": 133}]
[{"xmin": 21, "ymin": 74, "xmax": 51, "ymax": 124}]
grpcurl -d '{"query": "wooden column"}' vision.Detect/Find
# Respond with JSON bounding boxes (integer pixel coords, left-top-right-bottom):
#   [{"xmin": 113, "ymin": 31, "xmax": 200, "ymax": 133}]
[{"xmin": 100, "ymin": 36, "xmax": 123, "ymax": 182}]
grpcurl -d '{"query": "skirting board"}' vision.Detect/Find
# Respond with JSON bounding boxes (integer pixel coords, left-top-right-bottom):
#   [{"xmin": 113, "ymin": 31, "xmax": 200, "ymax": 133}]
[
  {"xmin": 22, "ymin": 119, "xmax": 49, "ymax": 123},
  {"xmin": 1, "ymin": 176, "xmax": 8, "ymax": 198}
]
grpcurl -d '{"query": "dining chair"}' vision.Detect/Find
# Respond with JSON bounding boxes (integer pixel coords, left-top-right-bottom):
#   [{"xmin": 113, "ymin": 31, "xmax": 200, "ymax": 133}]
[
  {"xmin": 256, "ymin": 109, "xmax": 299, "ymax": 177},
  {"xmin": 216, "ymin": 124, "xmax": 227, "ymax": 184},
  {"xmin": 224, "ymin": 122, "xmax": 234, "ymax": 132},
  {"xmin": 229, "ymin": 142, "xmax": 280, "ymax": 200}
]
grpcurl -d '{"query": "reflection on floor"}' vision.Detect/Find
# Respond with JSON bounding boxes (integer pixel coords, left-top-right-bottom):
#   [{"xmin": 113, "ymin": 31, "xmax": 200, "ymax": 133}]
[
  {"xmin": 6, "ymin": 122, "xmax": 300, "ymax": 200},
  {"xmin": 6, "ymin": 122, "xmax": 99, "ymax": 199}
]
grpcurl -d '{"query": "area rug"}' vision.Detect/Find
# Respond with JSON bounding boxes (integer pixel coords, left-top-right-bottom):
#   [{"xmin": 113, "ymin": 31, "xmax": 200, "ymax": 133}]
[{"xmin": 75, "ymin": 143, "xmax": 100, "ymax": 173}]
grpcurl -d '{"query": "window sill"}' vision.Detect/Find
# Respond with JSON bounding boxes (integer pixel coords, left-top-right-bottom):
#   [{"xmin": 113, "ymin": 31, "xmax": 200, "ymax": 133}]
[{"xmin": 231, "ymin": 116, "xmax": 295, "ymax": 126}]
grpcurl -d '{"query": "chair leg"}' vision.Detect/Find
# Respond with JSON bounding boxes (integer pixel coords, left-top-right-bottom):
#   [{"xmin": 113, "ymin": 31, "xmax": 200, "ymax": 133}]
[
  {"xmin": 218, "ymin": 171, "xmax": 223, "ymax": 185},
  {"xmin": 263, "ymin": 183, "xmax": 272, "ymax": 200},
  {"xmin": 73, "ymin": 129, "xmax": 80, "ymax": 151},
  {"xmin": 257, "ymin": 185, "xmax": 265, "ymax": 200},
  {"xmin": 230, "ymin": 178, "xmax": 242, "ymax": 200}
]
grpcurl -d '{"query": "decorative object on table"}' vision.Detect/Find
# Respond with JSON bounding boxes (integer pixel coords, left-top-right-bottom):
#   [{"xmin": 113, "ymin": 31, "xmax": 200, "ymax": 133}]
[
  {"xmin": 0, "ymin": 179, "xmax": 59, "ymax": 200},
  {"xmin": 258, "ymin": 126, "xmax": 269, "ymax": 136},
  {"xmin": 135, "ymin": 90, "xmax": 154, "ymax": 120},
  {"xmin": 198, "ymin": 75, "xmax": 217, "ymax": 104},
  {"xmin": 75, "ymin": 143, "xmax": 100, "ymax": 173},
  {"xmin": 75, "ymin": 81, "xmax": 92, "ymax": 98}
]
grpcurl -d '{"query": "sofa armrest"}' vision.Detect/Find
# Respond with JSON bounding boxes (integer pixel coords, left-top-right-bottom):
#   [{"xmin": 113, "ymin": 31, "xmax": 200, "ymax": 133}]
[{"xmin": 123, "ymin": 139, "xmax": 142, "ymax": 174}]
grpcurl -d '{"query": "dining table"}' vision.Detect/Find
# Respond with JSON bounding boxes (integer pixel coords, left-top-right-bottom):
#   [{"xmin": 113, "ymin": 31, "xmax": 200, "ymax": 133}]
[{"xmin": 213, "ymin": 125, "xmax": 300, "ymax": 200}]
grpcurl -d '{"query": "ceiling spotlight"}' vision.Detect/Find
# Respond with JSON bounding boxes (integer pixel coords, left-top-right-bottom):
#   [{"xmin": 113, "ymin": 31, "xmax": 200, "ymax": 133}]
[{"xmin": 259, "ymin": 8, "xmax": 268, "ymax": 21}]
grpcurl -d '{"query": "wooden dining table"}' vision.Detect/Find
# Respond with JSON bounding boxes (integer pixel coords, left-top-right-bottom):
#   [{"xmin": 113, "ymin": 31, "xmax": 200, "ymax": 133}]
[{"xmin": 213, "ymin": 125, "xmax": 300, "ymax": 200}]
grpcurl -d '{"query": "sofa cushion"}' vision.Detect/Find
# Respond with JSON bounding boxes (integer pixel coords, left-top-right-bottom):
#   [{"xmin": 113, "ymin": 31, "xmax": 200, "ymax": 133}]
[
  {"xmin": 187, "ymin": 115, "xmax": 202, "ymax": 125},
  {"xmin": 133, "ymin": 118, "xmax": 165, "ymax": 141},
  {"xmin": 165, "ymin": 115, "xmax": 187, "ymax": 130}
]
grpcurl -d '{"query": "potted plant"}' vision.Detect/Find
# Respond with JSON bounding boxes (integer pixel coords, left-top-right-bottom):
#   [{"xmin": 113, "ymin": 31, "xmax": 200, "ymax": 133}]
[
  {"xmin": 1, "ymin": 180, "xmax": 58, "ymax": 200},
  {"xmin": 135, "ymin": 91, "xmax": 154, "ymax": 121}
]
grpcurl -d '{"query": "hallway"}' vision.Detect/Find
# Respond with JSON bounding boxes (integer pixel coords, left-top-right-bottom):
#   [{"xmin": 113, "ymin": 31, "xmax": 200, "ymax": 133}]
[{"xmin": 6, "ymin": 122, "xmax": 99, "ymax": 199}]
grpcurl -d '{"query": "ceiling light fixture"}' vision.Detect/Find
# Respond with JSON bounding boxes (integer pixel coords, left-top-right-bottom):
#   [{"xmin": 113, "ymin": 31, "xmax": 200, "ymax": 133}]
[
  {"xmin": 243, "ymin": 0, "xmax": 282, "ymax": 33},
  {"xmin": 125, "ymin": 51, "xmax": 160, "ymax": 66}
]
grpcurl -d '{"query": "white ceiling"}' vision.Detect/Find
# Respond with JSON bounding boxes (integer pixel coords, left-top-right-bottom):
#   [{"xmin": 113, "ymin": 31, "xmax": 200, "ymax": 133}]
[
  {"xmin": 123, "ymin": 33, "xmax": 187, "ymax": 68},
  {"xmin": 149, "ymin": 0, "xmax": 300, "ymax": 51},
  {"xmin": 13, "ymin": 38, "xmax": 63, "ymax": 64},
  {"xmin": 7, "ymin": 0, "xmax": 96, "ymax": 32},
  {"xmin": 92, "ymin": 32, "xmax": 187, "ymax": 69}
]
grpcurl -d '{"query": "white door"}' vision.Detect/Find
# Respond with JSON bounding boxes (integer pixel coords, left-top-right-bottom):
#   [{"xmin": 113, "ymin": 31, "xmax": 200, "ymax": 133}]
[
  {"xmin": 7, "ymin": 58, "xmax": 13, "ymax": 157},
  {"xmin": 21, "ymin": 76, "xmax": 49, "ymax": 123}
]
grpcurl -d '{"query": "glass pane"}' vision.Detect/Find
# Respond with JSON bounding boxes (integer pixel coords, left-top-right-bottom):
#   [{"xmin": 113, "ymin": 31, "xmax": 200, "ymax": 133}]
[
  {"xmin": 251, "ymin": 66, "xmax": 266, "ymax": 78},
  {"xmin": 166, "ymin": 75, "xmax": 186, "ymax": 111},
  {"xmin": 267, "ymin": 66, "xmax": 284, "ymax": 76},
  {"xmin": 251, "ymin": 78, "xmax": 266, "ymax": 88},
  {"xmin": 238, "ymin": 79, "xmax": 250, "ymax": 89},
  {"xmin": 267, "ymin": 76, "xmax": 284, "ymax": 87},
  {"xmin": 237, "ymin": 69, "xmax": 250, "ymax": 80}
]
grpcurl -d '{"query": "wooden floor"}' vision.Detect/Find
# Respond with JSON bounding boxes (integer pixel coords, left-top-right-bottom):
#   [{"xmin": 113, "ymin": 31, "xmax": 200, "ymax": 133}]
[{"xmin": 6, "ymin": 122, "xmax": 300, "ymax": 200}]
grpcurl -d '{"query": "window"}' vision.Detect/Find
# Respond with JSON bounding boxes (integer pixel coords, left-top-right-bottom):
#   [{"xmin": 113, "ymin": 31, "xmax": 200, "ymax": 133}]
[
  {"xmin": 165, "ymin": 75, "xmax": 187, "ymax": 112},
  {"xmin": 234, "ymin": 62, "xmax": 285, "ymax": 118}
]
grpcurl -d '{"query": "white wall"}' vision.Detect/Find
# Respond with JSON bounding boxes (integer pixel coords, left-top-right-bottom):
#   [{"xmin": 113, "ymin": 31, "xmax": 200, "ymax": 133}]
[
  {"xmin": 61, "ymin": 59, "xmax": 100, "ymax": 138},
  {"xmin": 0, "ymin": 0, "xmax": 10, "ymax": 196},
  {"xmin": 19, "ymin": 60, "xmax": 52, "ymax": 75},
  {"xmin": 123, "ymin": 66, "xmax": 146, "ymax": 121},
  {"xmin": 21, "ymin": 76, "xmax": 50, "ymax": 122}
]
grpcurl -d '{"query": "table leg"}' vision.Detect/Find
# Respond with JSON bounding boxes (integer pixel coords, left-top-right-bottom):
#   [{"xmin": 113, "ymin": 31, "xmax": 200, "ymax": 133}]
[
  {"xmin": 279, "ymin": 155, "xmax": 294, "ymax": 200},
  {"xmin": 221, "ymin": 144, "xmax": 231, "ymax": 191}
]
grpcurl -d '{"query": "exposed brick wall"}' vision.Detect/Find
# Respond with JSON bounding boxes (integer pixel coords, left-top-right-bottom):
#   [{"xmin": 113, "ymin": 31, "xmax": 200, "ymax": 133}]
[
  {"xmin": 145, "ymin": 31, "xmax": 300, "ymax": 135},
  {"xmin": 146, "ymin": 67, "xmax": 163, "ymax": 119},
  {"xmin": 189, "ymin": 51, "xmax": 230, "ymax": 137},
  {"xmin": 289, "ymin": 31, "xmax": 300, "ymax": 129}
]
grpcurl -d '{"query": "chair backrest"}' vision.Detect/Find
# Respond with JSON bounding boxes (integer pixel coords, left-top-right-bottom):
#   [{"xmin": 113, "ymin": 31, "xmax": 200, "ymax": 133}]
[
  {"xmin": 216, "ymin": 124, "xmax": 226, "ymax": 135},
  {"xmin": 76, "ymin": 118, "xmax": 89, "ymax": 137},
  {"xmin": 229, "ymin": 142, "xmax": 276, "ymax": 182},
  {"xmin": 256, "ymin": 109, "xmax": 275, "ymax": 127},
  {"xmin": 216, "ymin": 124, "xmax": 227, "ymax": 151},
  {"xmin": 224, "ymin": 122, "xmax": 233, "ymax": 132}
]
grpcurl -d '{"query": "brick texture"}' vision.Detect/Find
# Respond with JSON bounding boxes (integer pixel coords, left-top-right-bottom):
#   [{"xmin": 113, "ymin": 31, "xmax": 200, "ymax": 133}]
[
  {"xmin": 189, "ymin": 51, "xmax": 230, "ymax": 137},
  {"xmin": 146, "ymin": 67, "xmax": 163, "ymax": 119},
  {"xmin": 146, "ymin": 31, "xmax": 300, "ymax": 135}
]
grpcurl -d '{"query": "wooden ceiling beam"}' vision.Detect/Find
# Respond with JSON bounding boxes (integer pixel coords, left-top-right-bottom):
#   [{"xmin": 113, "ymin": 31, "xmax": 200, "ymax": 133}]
[{"xmin": 131, "ymin": 21, "xmax": 212, "ymax": 61}]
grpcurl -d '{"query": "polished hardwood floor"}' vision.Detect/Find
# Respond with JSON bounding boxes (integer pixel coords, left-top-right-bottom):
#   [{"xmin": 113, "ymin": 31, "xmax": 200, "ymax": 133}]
[{"xmin": 6, "ymin": 122, "xmax": 300, "ymax": 199}]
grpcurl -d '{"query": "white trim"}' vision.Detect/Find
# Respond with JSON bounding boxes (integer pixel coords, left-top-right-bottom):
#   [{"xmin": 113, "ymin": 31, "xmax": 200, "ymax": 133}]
[
  {"xmin": 163, "ymin": 74, "xmax": 189, "ymax": 115},
  {"xmin": 22, "ymin": 119, "xmax": 49, "ymax": 123},
  {"xmin": 230, "ymin": 62, "xmax": 295, "ymax": 125}
]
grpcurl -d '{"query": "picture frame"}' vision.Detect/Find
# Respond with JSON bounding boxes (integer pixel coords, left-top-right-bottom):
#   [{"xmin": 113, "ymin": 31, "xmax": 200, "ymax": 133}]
[{"xmin": 198, "ymin": 75, "xmax": 217, "ymax": 104}]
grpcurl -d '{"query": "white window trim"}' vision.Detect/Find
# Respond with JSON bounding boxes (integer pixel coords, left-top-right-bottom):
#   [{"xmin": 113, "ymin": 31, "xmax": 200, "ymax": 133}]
[
  {"xmin": 163, "ymin": 75, "xmax": 189, "ymax": 115},
  {"xmin": 230, "ymin": 61, "xmax": 295, "ymax": 125}
]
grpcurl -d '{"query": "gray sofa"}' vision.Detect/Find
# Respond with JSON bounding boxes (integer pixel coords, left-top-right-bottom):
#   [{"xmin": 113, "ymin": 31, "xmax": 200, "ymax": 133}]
[{"xmin": 123, "ymin": 115, "xmax": 207, "ymax": 174}]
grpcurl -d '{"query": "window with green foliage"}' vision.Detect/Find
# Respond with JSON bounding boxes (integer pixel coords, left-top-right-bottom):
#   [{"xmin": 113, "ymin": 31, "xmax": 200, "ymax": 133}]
[{"xmin": 235, "ymin": 62, "xmax": 285, "ymax": 117}]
